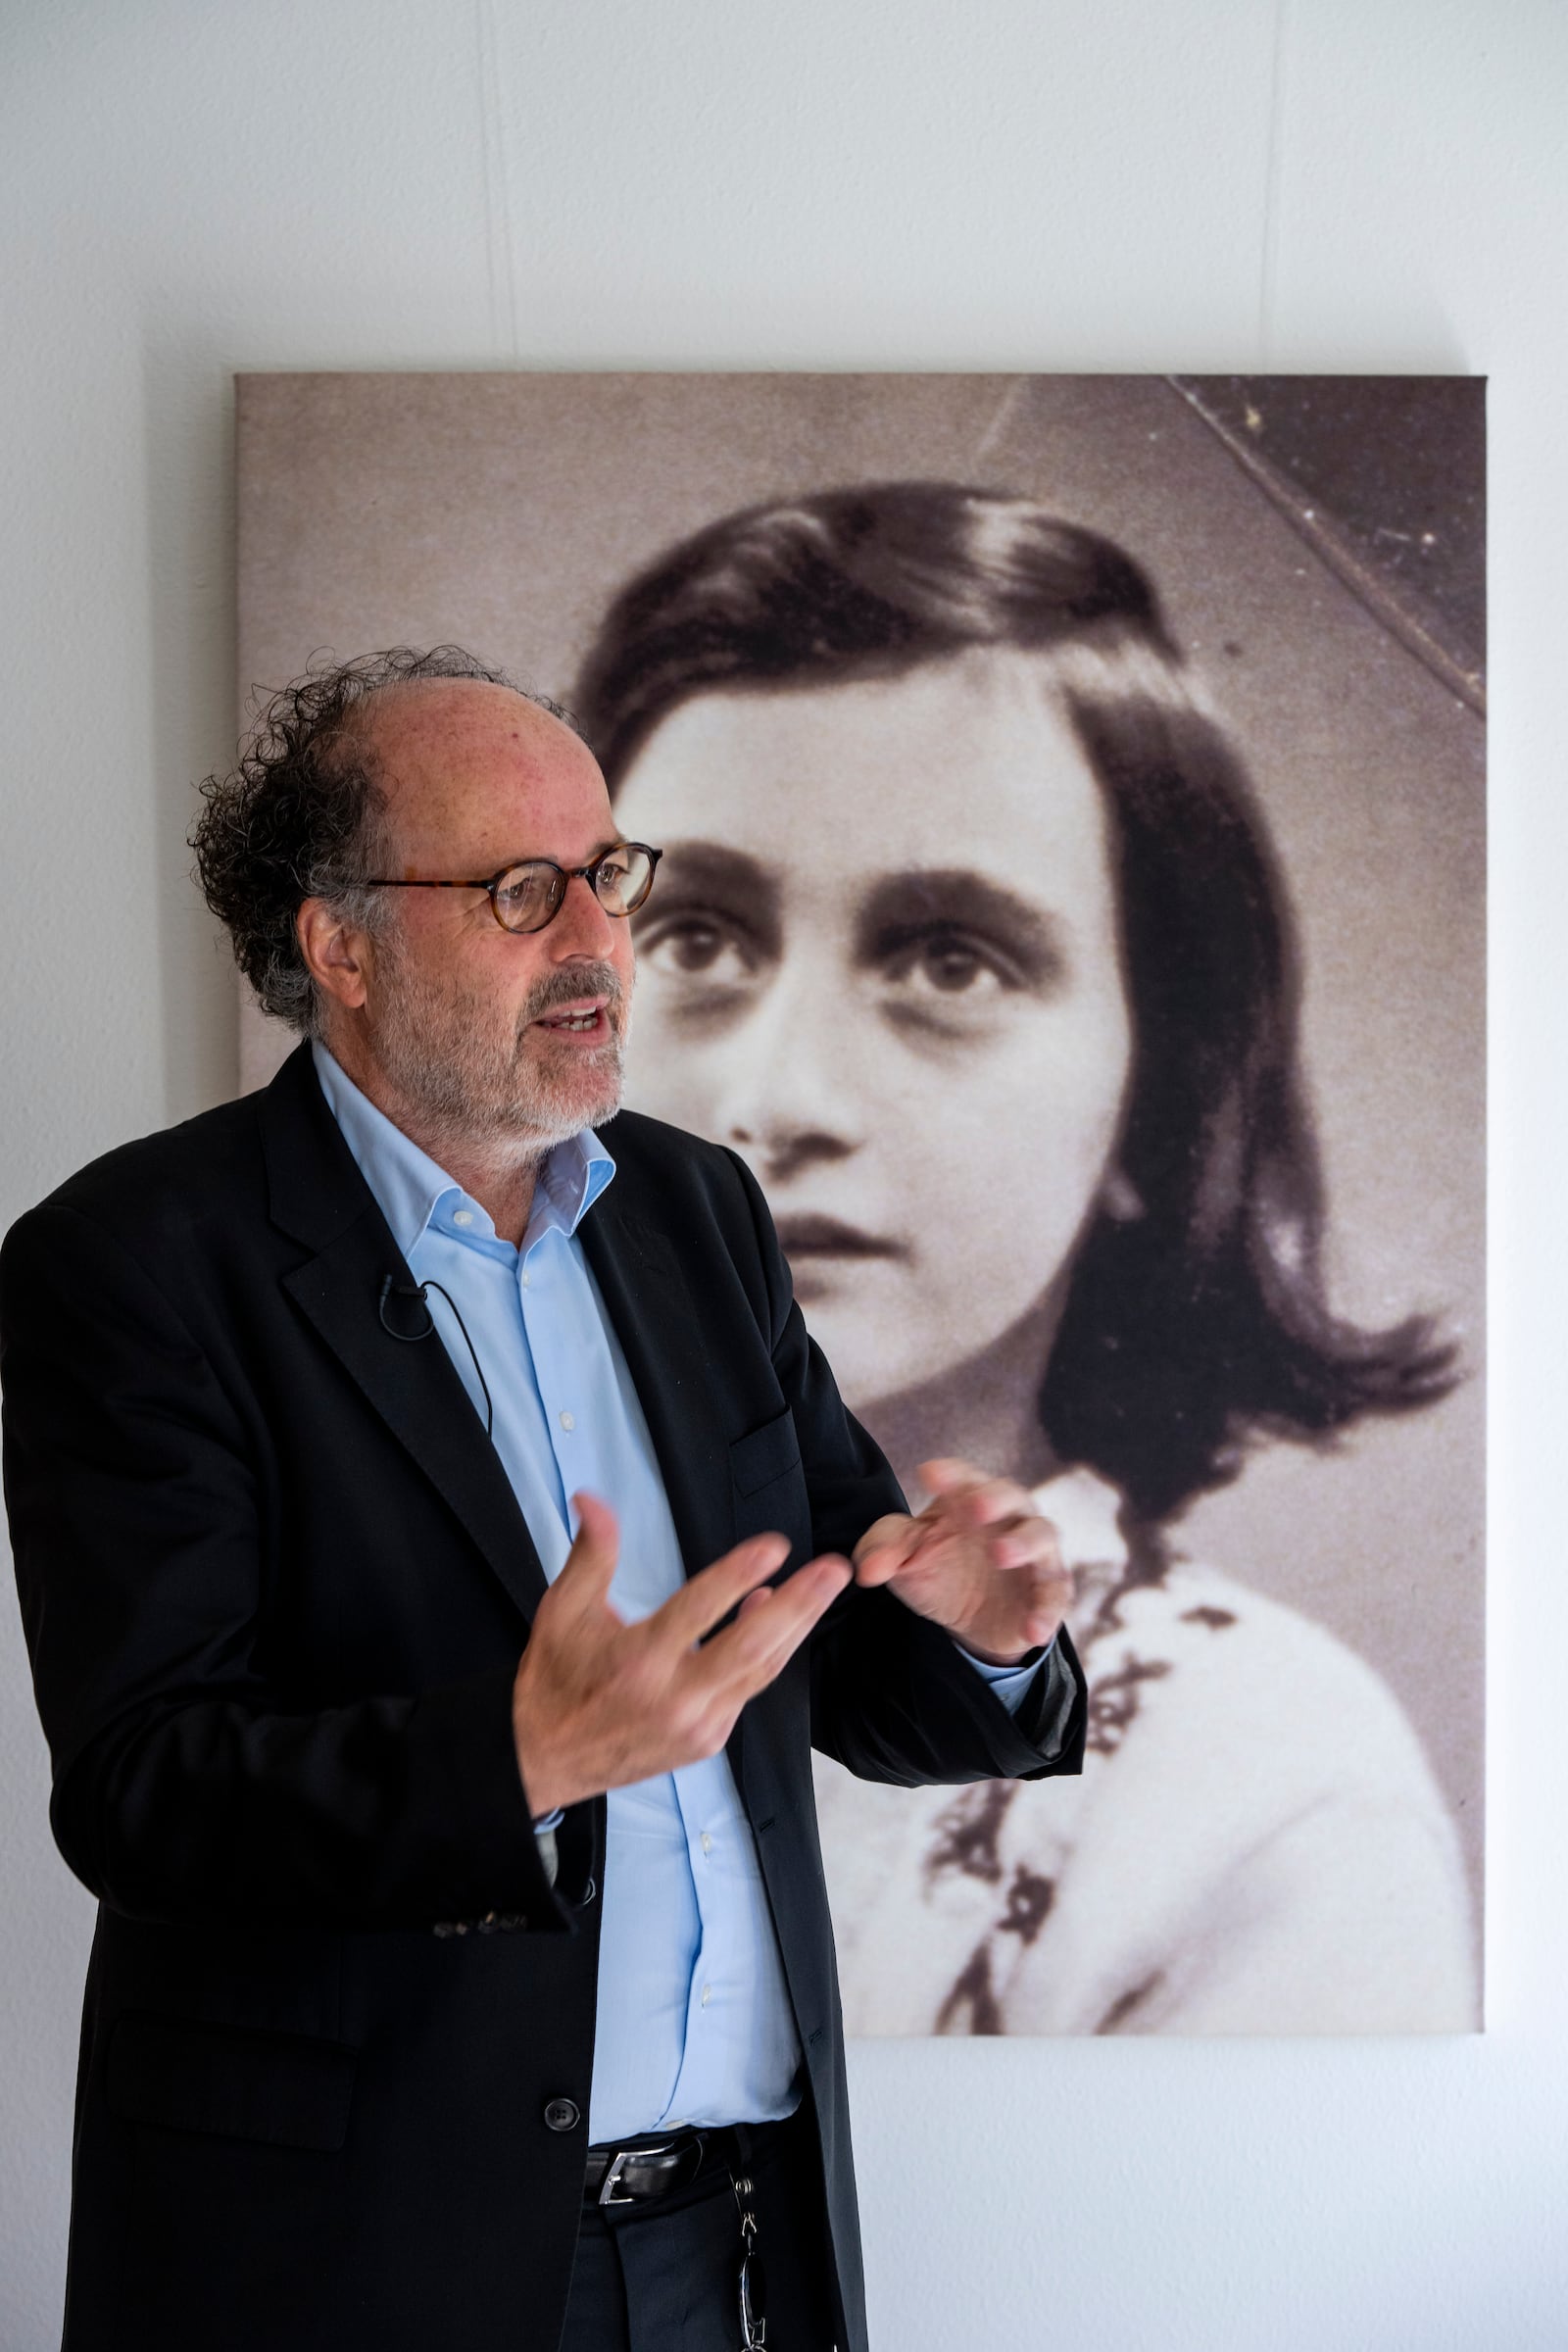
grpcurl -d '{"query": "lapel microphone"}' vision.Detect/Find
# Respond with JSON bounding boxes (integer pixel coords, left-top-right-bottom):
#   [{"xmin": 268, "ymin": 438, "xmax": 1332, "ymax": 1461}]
[{"xmin": 377, "ymin": 1275, "xmax": 495, "ymax": 1439}]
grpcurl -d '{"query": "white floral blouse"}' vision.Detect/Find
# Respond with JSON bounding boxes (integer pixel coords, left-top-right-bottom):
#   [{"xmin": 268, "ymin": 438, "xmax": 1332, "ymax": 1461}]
[{"xmin": 813, "ymin": 1469, "xmax": 1477, "ymax": 2035}]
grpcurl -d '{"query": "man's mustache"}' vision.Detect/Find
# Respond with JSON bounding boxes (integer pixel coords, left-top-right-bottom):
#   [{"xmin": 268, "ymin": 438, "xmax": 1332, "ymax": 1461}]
[{"xmin": 518, "ymin": 962, "xmax": 627, "ymax": 1027}]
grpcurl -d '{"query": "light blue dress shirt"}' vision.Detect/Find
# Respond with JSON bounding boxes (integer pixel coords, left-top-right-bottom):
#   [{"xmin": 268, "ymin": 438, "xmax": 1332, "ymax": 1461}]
[{"xmin": 313, "ymin": 1043, "xmax": 1041, "ymax": 2141}]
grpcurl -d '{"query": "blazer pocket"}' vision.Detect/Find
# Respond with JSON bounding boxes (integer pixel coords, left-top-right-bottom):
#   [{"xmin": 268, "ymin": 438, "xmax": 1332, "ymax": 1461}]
[
  {"xmin": 729, "ymin": 1408, "xmax": 802, "ymax": 1498},
  {"xmin": 107, "ymin": 2012, "xmax": 357, "ymax": 2153}
]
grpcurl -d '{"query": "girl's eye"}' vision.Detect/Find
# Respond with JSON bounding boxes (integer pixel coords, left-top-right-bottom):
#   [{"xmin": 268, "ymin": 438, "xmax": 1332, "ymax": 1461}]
[
  {"xmin": 637, "ymin": 911, "xmax": 759, "ymax": 986},
  {"xmin": 916, "ymin": 937, "xmax": 988, "ymax": 993},
  {"xmin": 882, "ymin": 928, "xmax": 1019, "ymax": 998}
]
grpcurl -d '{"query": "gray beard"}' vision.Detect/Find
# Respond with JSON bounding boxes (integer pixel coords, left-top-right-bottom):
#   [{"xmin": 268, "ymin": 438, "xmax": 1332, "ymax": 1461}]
[{"xmin": 368, "ymin": 949, "xmax": 628, "ymax": 1165}]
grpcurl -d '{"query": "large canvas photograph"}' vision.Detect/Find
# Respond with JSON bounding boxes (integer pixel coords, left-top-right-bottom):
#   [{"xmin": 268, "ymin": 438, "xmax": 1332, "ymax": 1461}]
[{"xmin": 235, "ymin": 371, "xmax": 1485, "ymax": 2036}]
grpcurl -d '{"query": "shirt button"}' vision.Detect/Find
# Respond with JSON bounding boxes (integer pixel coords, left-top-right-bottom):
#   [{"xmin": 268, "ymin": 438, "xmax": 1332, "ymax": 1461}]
[
  {"xmin": 543, "ymin": 2097, "xmax": 581, "ymax": 2133},
  {"xmin": 701, "ymin": 1834, "xmax": 713, "ymax": 1855},
  {"xmin": 452, "ymin": 1208, "xmax": 474, "ymax": 1228},
  {"xmin": 560, "ymin": 1410, "xmax": 575, "ymax": 1432},
  {"xmin": 700, "ymin": 1984, "xmax": 711, "ymax": 2008}
]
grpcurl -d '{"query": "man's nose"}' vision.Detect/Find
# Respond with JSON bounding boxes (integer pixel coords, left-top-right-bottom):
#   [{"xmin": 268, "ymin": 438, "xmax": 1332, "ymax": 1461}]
[{"xmin": 546, "ymin": 871, "xmax": 619, "ymax": 956}]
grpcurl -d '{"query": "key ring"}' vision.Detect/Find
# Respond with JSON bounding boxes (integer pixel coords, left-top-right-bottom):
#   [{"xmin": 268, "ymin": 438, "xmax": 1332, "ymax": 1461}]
[{"xmin": 732, "ymin": 2171, "xmax": 767, "ymax": 2349}]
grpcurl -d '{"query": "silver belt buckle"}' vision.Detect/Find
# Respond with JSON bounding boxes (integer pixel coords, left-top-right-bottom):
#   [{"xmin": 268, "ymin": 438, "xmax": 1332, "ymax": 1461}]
[{"xmin": 597, "ymin": 2136, "xmax": 682, "ymax": 2208}]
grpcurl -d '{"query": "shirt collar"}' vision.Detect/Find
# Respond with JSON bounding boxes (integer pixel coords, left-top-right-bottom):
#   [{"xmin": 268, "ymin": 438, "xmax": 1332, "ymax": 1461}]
[
  {"xmin": 1033, "ymin": 1465, "xmax": 1126, "ymax": 1561},
  {"xmin": 311, "ymin": 1040, "xmax": 615, "ymax": 1258}
]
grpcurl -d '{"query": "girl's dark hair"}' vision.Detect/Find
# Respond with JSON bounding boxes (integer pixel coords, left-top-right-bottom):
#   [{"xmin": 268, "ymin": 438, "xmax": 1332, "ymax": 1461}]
[
  {"xmin": 575, "ymin": 481, "xmax": 1454, "ymax": 1521},
  {"xmin": 190, "ymin": 645, "xmax": 557, "ymax": 1035}
]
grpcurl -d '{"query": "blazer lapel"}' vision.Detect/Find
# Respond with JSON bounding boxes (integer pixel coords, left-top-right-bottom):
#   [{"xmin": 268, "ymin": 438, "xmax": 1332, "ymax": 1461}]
[
  {"xmin": 261, "ymin": 1046, "xmax": 549, "ymax": 1627},
  {"xmin": 581, "ymin": 1177, "xmax": 773, "ymax": 1800},
  {"xmin": 578, "ymin": 1182, "xmax": 737, "ymax": 1583}
]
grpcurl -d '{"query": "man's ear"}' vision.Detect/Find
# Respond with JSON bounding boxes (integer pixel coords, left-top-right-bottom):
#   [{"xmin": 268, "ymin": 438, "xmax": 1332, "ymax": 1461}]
[{"xmin": 297, "ymin": 898, "xmax": 372, "ymax": 1012}]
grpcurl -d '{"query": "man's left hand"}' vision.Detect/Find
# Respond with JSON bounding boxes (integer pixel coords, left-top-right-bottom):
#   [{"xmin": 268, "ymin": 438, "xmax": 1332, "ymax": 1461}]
[{"xmin": 853, "ymin": 1458, "xmax": 1072, "ymax": 1666}]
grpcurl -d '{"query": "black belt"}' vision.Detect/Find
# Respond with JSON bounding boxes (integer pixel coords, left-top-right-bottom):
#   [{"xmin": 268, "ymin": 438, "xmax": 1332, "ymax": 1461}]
[{"xmin": 583, "ymin": 2117, "xmax": 783, "ymax": 2209}]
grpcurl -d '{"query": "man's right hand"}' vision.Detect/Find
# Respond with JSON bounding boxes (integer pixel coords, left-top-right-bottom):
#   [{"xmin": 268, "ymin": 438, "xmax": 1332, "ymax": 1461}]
[{"xmin": 511, "ymin": 1492, "xmax": 853, "ymax": 1816}]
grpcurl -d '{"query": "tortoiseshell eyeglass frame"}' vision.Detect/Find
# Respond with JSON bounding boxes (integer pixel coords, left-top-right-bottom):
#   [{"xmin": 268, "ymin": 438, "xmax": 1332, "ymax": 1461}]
[{"xmin": 362, "ymin": 843, "xmax": 662, "ymax": 934}]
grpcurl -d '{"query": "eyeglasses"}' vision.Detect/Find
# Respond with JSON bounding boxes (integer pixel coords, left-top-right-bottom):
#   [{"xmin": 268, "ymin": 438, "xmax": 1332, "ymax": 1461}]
[{"xmin": 363, "ymin": 843, "xmax": 662, "ymax": 935}]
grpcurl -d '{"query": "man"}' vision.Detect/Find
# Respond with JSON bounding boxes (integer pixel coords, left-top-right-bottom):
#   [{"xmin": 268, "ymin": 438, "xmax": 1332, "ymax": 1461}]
[{"xmin": 2, "ymin": 647, "xmax": 1084, "ymax": 2351}]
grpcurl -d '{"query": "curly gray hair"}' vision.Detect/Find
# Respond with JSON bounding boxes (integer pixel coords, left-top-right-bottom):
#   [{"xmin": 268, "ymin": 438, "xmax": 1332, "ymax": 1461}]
[{"xmin": 190, "ymin": 646, "xmax": 568, "ymax": 1034}]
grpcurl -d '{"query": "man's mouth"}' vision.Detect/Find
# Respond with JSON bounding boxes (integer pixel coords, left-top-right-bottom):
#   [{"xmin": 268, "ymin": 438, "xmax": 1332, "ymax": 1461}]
[{"xmin": 531, "ymin": 996, "xmax": 614, "ymax": 1040}]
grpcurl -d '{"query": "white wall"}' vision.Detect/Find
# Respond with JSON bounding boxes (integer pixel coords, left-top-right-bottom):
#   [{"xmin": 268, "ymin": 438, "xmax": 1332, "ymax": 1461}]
[{"xmin": 0, "ymin": 2, "xmax": 1560, "ymax": 2344}]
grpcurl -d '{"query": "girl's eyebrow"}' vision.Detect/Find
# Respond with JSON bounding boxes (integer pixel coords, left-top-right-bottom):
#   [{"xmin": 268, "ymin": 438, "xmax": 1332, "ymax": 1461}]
[
  {"xmin": 855, "ymin": 869, "xmax": 1067, "ymax": 982},
  {"xmin": 652, "ymin": 841, "xmax": 776, "ymax": 894},
  {"xmin": 637, "ymin": 840, "xmax": 783, "ymax": 955}
]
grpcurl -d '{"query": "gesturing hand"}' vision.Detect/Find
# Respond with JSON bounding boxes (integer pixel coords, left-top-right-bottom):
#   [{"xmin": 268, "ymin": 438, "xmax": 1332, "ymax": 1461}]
[
  {"xmin": 851, "ymin": 1458, "xmax": 1072, "ymax": 1667},
  {"xmin": 511, "ymin": 1494, "xmax": 853, "ymax": 1816}
]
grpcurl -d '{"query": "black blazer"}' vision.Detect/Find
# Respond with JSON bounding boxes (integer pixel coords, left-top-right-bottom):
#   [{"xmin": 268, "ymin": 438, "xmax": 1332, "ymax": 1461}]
[{"xmin": 2, "ymin": 1044, "xmax": 1084, "ymax": 2352}]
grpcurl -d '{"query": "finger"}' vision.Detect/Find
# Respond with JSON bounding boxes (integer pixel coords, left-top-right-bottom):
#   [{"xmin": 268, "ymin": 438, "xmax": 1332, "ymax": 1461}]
[
  {"xmin": 919, "ymin": 1466, "xmax": 1036, "ymax": 1533},
  {"xmin": 698, "ymin": 1554, "xmax": 852, "ymax": 1692},
  {"xmin": 718, "ymin": 1557, "xmax": 851, "ymax": 1691},
  {"xmin": 852, "ymin": 1511, "xmax": 916, "ymax": 1565},
  {"xmin": 983, "ymin": 1512, "xmax": 1064, "ymax": 1572},
  {"xmin": 915, "ymin": 1456, "xmax": 990, "ymax": 1502},
  {"xmin": 551, "ymin": 1493, "xmax": 622, "ymax": 1619},
  {"xmin": 853, "ymin": 1547, "xmax": 906, "ymax": 1588},
  {"xmin": 1022, "ymin": 1559, "xmax": 1073, "ymax": 1645},
  {"xmin": 655, "ymin": 1531, "xmax": 794, "ymax": 1648},
  {"xmin": 852, "ymin": 1515, "xmax": 926, "ymax": 1587}
]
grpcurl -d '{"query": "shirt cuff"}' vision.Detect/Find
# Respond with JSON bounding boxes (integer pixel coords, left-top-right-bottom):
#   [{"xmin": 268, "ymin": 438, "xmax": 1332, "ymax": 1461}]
[
  {"xmin": 954, "ymin": 1633, "xmax": 1080, "ymax": 1762},
  {"xmin": 953, "ymin": 1633, "xmax": 1056, "ymax": 1715}
]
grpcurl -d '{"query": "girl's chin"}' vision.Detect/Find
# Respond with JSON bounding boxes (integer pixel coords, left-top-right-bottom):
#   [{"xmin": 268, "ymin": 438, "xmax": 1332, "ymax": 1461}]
[{"xmin": 795, "ymin": 1311, "xmax": 951, "ymax": 1418}]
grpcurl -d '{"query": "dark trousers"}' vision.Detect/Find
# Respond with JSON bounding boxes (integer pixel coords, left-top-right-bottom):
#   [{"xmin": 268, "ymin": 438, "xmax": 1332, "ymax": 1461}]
[{"xmin": 560, "ymin": 2105, "xmax": 839, "ymax": 2351}]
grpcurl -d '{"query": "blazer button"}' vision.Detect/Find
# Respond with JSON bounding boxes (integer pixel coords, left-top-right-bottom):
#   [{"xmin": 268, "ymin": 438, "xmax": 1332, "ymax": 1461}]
[{"xmin": 543, "ymin": 2097, "xmax": 581, "ymax": 2133}]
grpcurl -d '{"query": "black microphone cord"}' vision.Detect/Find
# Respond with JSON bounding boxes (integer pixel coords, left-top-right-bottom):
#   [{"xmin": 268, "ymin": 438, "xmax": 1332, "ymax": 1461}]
[{"xmin": 377, "ymin": 1275, "xmax": 495, "ymax": 1439}]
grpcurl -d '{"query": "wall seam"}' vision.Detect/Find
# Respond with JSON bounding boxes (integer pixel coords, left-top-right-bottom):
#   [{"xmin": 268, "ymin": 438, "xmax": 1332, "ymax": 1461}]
[{"xmin": 476, "ymin": 0, "xmax": 521, "ymax": 363}]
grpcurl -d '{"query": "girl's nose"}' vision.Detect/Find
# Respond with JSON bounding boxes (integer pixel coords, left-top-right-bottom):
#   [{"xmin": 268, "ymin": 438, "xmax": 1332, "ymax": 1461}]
[{"xmin": 713, "ymin": 960, "xmax": 870, "ymax": 1182}]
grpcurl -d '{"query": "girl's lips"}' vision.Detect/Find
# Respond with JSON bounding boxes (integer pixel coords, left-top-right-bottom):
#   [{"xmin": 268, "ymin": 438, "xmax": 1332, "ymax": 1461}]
[{"xmin": 774, "ymin": 1215, "xmax": 907, "ymax": 1262}]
